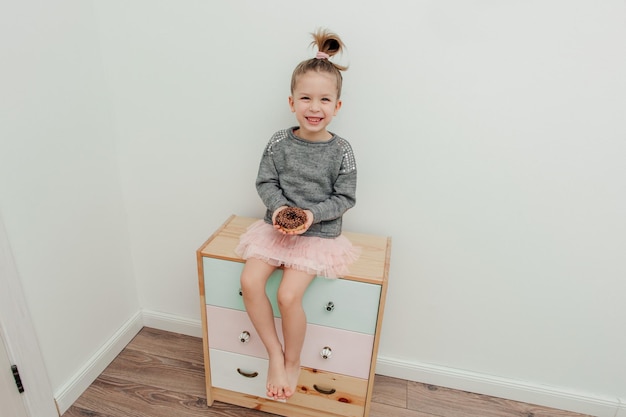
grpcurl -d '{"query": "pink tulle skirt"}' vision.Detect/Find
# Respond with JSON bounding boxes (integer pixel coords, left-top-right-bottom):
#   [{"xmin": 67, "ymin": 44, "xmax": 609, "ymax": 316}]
[{"xmin": 235, "ymin": 220, "xmax": 360, "ymax": 279}]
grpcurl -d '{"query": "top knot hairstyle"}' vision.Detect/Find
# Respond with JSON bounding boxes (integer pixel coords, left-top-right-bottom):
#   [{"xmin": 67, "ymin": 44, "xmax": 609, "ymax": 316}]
[{"xmin": 290, "ymin": 29, "xmax": 348, "ymax": 99}]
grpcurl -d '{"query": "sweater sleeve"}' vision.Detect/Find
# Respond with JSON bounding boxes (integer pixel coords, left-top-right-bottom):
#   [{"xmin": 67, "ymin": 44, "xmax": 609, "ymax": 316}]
[
  {"xmin": 255, "ymin": 141, "xmax": 289, "ymax": 213},
  {"xmin": 308, "ymin": 141, "xmax": 357, "ymax": 223}
]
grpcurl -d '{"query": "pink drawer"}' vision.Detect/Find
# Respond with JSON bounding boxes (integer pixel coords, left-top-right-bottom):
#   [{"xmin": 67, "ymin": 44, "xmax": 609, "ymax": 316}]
[
  {"xmin": 299, "ymin": 322, "xmax": 374, "ymax": 379},
  {"xmin": 207, "ymin": 305, "xmax": 374, "ymax": 379},
  {"xmin": 207, "ymin": 305, "xmax": 276, "ymax": 359}
]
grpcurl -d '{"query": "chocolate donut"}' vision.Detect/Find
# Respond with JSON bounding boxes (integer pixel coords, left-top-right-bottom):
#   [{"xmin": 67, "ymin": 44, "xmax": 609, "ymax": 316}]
[{"xmin": 275, "ymin": 207, "xmax": 307, "ymax": 232}]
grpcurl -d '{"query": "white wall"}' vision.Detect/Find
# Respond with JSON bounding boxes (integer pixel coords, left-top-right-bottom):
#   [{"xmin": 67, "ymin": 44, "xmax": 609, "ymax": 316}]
[
  {"xmin": 1, "ymin": 0, "xmax": 625, "ymax": 416},
  {"xmin": 95, "ymin": 0, "xmax": 626, "ymax": 413},
  {"xmin": 0, "ymin": 0, "xmax": 139, "ymax": 400}
]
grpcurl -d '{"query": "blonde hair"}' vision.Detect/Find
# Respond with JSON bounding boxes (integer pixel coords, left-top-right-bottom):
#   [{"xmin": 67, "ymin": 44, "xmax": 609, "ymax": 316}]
[{"xmin": 290, "ymin": 29, "xmax": 348, "ymax": 99}]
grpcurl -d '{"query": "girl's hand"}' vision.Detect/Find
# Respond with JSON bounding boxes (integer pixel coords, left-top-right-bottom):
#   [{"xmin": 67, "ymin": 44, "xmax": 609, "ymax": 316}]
[{"xmin": 272, "ymin": 206, "xmax": 288, "ymax": 231}]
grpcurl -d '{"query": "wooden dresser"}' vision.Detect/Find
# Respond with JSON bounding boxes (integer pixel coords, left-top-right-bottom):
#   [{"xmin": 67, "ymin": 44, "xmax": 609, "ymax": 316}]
[{"xmin": 197, "ymin": 215, "xmax": 391, "ymax": 417}]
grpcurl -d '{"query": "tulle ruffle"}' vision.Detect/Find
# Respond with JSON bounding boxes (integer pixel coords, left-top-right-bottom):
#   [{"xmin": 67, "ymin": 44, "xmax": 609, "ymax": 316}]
[{"xmin": 235, "ymin": 220, "xmax": 360, "ymax": 279}]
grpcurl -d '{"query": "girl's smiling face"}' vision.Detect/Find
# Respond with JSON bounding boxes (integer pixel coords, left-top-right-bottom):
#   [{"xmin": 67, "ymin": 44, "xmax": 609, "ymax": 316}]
[{"xmin": 289, "ymin": 71, "xmax": 342, "ymax": 142}]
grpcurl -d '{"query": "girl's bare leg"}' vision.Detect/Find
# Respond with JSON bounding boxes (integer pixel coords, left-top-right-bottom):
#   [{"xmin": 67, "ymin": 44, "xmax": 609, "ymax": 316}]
[
  {"xmin": 240, "ymin": 258, "xmax": 286, "ymax": 399},
  {"xmin": 277, "ymin": 268, "xmax": 316, "ymax": 398}
]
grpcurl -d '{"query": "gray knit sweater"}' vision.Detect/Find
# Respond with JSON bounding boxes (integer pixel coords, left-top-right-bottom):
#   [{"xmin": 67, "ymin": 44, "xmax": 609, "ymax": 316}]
[{"xmin": 256, "ymin": 128, "xmax": 357, "ymax": 238}]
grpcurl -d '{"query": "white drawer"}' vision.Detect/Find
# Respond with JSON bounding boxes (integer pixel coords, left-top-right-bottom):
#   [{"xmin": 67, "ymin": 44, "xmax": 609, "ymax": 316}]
[
  {"xmin": 209, "ymin": 348, "xmax": 268, "ymax": 398},
  {"xmin": 209, "ymin": 348, "xmax": 368, "ymax": 417}
]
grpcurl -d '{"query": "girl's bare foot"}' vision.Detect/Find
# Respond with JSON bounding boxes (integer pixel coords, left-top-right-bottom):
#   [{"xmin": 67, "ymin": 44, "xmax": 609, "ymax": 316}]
[
  {"xmin": 266, "ymin": 352, "xmax": 289, "ymax": 400},
  {"xmin": 284, "ymin": 360, "xmax": 301, "ymax": 399}
]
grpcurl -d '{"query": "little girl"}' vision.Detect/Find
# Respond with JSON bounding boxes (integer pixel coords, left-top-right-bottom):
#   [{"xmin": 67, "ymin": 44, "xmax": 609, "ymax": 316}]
[{"xmin": 235, "ymin": 29, "xmax": 358, "ymax": 401}]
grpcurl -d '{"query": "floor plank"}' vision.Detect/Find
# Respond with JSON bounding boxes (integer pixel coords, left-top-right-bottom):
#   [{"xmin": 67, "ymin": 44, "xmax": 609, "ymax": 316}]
[
  {"xmin": 62, "ymin": 328, "xmax": 593, "ymax": 417},
  {"xmin": 124, "ymin": 327, "xmax": 204, "ymax": 365},
  {"xmin": 69, "ymin": 375, "xmax": 207, "ymax": 417},
  {"xmin": 102, "ymin": 348, "xmax": 206, "ymax": 398},
  {"xmin": 371, "ymin": 374, "xmax": 407, "ymax": 408},
  {"xmin": 369, "ymin": 401, "xmax": 436, "ymax": 417}
]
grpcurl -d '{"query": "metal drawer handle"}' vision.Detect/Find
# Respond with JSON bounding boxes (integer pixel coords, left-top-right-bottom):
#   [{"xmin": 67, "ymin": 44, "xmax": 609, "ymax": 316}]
[
  {"xmin": 325, "ymin": 301, "xmax": 335, "ymax": 312},
  {"xmin": 237, "ymin": 368, "xmax": 259, "ymax": 378},
  {"xmin": 239, "ymin": 331, "xmax": 250, "ymax": 343},
  {"xmin": 320, "ymin": 346, "xmax": 332, "ymax": 359},
  {"xmin": 313, "ymin": 384, "xmax": 336, "ymax": 395}
]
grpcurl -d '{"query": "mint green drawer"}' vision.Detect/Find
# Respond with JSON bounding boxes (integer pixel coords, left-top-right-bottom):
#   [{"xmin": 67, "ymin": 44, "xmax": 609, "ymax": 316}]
[{"xmin": 203, "ymin": 257, "xmax": 381, "ymax": 335}]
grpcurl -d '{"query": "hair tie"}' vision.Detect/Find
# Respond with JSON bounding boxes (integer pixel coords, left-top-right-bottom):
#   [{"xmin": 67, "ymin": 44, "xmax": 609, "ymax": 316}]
[{"xmin": 316, "ymin": 51, "xmax": 330, "ymax": 60}]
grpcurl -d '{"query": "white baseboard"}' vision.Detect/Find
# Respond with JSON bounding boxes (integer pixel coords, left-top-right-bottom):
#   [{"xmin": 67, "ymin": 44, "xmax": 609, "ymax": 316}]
[
  {"xmin": 376, "ymin": 356, "xmax": 620, "ymax": 417},
  {"xmin": 53, "ymin": 310, "xmax": 143, "ymax": 414},
  {"xmin": 141, "ymin": 309, "xmax": 203, "ymax": 338}
]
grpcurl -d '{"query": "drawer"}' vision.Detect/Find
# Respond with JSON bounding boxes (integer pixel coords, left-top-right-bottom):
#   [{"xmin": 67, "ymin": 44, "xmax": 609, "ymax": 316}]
[
  {"xmin": 206, "ymin": 305, "xmax": 374, "ymax": 379},
  {"xmin": 291, "ymin": 367, "xmax": 367, "ymax": 417},
  {"xmin": 300, "ymin": 322, "xmax": 374, "ymax": 379},
  {"xmin": 202, "ymin": 258, "xmax": 250, "ymax": 310},
  {"xmin": 206, "ymin": 305, "xmax": 277, "ymax": 359},
  {"xmin": 209, "ymin": 348, "xmax": 268, "ymax": 398},
  {"xmin": 203, "ymin": 257, "xmax": 381, "ymax": 334},
  {"xmin": 209, "ymin": 349, "xmax": 367, "ymax": 417},
  {"xmin": 302, "ymin": 276, "xmax": 381, "ymax": 335}
]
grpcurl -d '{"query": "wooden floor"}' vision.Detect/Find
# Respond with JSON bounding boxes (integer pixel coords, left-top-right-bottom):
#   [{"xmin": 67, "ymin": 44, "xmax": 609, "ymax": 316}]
[{"xmin": 63, "ymin": 328, "xmax": 591, "ymax": 417}]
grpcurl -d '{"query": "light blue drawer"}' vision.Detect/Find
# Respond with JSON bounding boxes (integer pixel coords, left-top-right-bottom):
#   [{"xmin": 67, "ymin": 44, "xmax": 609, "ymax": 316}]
[{"xmin": 203, "ymin": 257, "xmax": 381, "ymax": 335}]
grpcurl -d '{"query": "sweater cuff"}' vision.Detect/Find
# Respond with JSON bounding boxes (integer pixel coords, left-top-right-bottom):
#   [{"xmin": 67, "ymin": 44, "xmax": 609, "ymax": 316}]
[
  {"xmin": 309, "ymin": 207, "xmax": 321, "ymax": 224},
  {"xmin": 269, "ymin": 198, "xmax": 289, "ymax": 214}
]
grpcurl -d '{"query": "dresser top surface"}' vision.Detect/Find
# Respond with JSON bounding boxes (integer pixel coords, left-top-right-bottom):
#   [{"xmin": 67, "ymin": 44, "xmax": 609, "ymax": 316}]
[{"xmin": 198, "ymin": 215, "xmax": 391, "ymax": 285}]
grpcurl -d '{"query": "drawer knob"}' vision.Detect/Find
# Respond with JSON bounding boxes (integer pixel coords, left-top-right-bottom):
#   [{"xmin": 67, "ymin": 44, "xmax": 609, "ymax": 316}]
[
  {"xmin": 239, "ymin": 331, "xmax": 250, "ymax": 343},
  {"xmin": 236, "ymin": 368, "xmax": 258, "ymax": 378},
  {"xmin": 325, "ymin": 301, "xmax": 335, "ymax": 312},
  {"xmin": 320, "ymin": 346, "xmax": 332, "ymax": 359},
  {"xmin": 238, "ymin": 288, "xmax": 243, "ymax": 296}
]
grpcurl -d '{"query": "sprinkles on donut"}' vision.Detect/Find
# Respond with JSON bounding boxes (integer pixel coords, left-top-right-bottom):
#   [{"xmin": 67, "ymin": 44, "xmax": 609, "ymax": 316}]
[{"xmin": 275, "ymin": 207, "xmax": 308, "ymax": 232}]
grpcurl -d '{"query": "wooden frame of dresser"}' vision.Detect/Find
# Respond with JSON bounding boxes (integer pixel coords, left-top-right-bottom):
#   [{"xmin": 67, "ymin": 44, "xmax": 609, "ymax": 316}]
[{"xmin": 197, "ymin": 215, "xmax": 391, "ymax": 417}]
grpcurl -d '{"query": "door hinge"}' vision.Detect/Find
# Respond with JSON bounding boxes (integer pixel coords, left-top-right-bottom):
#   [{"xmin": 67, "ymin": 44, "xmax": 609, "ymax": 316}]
[{"xmin": 11, "ymin": 365, "xmax": 25, "ymax": 393}]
